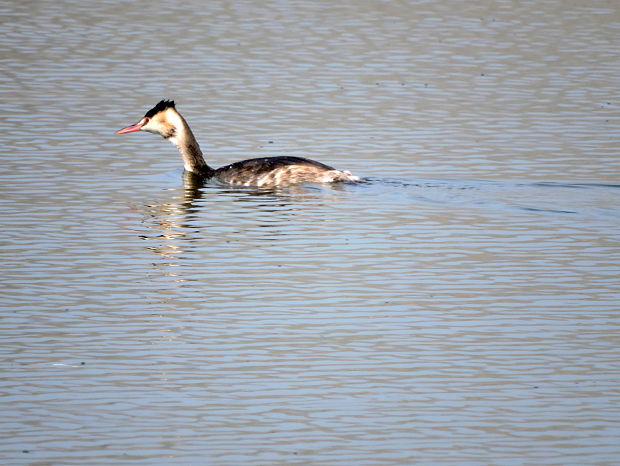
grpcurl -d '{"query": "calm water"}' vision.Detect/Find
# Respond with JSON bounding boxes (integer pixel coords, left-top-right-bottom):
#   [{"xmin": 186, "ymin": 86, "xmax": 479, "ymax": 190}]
[{"xmin": 2, "ymin": 0, "xmax": 619, "ymax": 464}]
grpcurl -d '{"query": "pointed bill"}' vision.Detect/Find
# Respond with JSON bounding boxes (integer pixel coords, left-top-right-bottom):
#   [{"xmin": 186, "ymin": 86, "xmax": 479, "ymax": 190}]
[{"xmin": 115, "ymin": 122, "xmax": 144, "ymax": 134}]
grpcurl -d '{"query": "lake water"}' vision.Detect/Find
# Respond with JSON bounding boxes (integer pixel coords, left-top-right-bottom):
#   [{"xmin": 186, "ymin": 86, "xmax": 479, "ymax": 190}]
[{"xmin": 1, "ymin": 0, "xmax": 619, "ymax": 464}]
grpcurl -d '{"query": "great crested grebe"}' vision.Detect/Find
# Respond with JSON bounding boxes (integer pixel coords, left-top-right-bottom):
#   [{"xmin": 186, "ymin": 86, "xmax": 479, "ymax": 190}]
[{"xmin": 116, "ymin": 100, "xmax": 359, "ymax": 187}]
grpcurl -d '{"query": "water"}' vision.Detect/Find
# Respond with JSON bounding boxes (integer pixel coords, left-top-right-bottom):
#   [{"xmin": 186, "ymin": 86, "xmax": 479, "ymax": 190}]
[{"xmin": 1, "ymin": 0, "xmax": 619, "ymax": 464}]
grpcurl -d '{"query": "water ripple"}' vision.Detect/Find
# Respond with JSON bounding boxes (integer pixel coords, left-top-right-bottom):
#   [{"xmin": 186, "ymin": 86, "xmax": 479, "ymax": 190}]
[{"xmin": 2, "ymin": 0, "xmax": 620, "ymax": 464}]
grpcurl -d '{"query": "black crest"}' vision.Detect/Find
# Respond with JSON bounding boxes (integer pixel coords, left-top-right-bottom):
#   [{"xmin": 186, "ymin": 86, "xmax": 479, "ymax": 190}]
[{"xmin": 144, "ymin": 99, "xmax": 176, "ymax": 118}]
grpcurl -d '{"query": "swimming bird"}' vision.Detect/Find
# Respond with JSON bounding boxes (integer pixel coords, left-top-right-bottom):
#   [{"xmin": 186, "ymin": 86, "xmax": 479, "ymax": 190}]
[{"xmin": 116, "ymin": 100, "xmax": 359, "ymax": 187}]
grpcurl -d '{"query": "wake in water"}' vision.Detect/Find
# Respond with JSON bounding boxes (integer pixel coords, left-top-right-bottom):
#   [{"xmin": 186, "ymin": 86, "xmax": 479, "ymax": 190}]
[{"xmin": 356, "ymin": 177, "xmax": 620, "ymax": 220}]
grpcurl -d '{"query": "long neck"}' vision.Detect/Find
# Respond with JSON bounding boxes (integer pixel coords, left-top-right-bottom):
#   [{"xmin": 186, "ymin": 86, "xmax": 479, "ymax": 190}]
[{"xmin": 168, "ymin": 113, "xmax": 214, "ymax": 177}]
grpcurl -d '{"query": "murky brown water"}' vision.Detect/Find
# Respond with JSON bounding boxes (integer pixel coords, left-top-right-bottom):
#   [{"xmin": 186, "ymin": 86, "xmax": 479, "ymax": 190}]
[{"xmin": 2, "ymin": 0, "xmax": 619, "ymax": 464}]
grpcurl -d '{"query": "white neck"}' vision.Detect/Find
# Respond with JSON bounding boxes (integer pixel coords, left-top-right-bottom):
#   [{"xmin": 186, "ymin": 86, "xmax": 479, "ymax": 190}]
[{"xmin": 166, "ymin": 111, "xmax": 213, "ymax": 176}]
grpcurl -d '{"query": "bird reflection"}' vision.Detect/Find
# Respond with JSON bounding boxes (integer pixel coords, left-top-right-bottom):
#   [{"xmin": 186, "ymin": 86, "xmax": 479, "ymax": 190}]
[
  {"xmin": 139, "ymin": 172, "xmax": 340, "ymax": 268},
  {"xmin": 138, "ymin": 172, "xmax": 205, "ymax": 265}
]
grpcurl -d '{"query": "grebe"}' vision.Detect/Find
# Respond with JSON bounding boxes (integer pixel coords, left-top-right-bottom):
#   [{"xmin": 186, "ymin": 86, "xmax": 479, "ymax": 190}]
[{"xmin": 116, "ymin": 100, "xmax": 359, "ymax": 187}]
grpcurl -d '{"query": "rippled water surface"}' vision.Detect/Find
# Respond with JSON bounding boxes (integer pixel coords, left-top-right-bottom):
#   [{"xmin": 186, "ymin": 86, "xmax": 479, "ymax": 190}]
[{"xmin": 2, "ymin": 0, "xmax": 619, "ymax": 464}]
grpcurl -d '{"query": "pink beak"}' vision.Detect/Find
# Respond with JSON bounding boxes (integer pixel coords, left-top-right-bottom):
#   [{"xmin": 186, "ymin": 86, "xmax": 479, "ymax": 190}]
[{"xmin": 116, "ymin": 122, "xmax": 144, "ymax": 134}]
